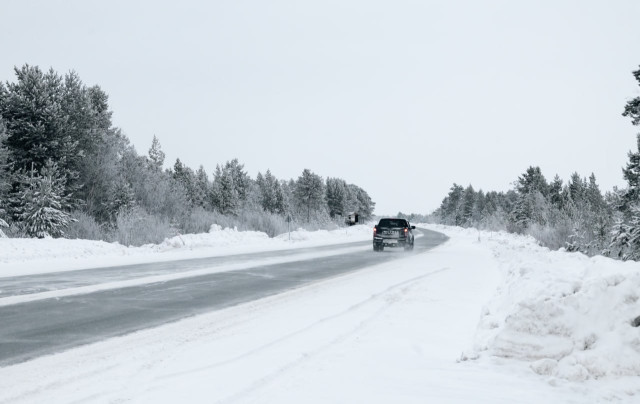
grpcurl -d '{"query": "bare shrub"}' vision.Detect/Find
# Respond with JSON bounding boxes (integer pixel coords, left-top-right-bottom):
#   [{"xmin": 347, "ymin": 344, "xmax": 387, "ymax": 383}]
[
  {"xmin": 238, "ymin": 210, "xmax": 289, "ymax": 237},
  {"xmin": 526, "ymin": 221, "xmax": 573, "ymax": 250},
  {"xmin": 112, "ymin": 207, "xmax": 174, "ymax": 246},
  {"xmin": 65, "ymin": 211, "xmax": 107, "ymax": 240}
]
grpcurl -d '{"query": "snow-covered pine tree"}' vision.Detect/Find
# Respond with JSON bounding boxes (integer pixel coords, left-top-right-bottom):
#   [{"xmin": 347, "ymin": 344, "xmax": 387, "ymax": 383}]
[
  {"xmin": 147, "ymin": 135, "xmax": 165, "ymax": 172},
  {"xmin": 225, "ymin": 159, "xmax": 250, "ymax": 203},
  {"xmin": 621, "ymin": 134, "xmax": 640, "ymax": 214},
  {"xmin": 326, "ymin": 177, "xmax": 347, "ymax": 218},
  {"xmin": 516, "ymin": 166, "xmax": 549, "ymax": 197},
  {"xmin": 218, "ymin": 168, "xmax": 238, "ymax": 215},
  {"xmin": 256, "ymin": 170, "xmax": 277, "ymax": 213},
  {"xmin": 608, "ymin": 205, "xmax": 640, "ymax": 260},
  {"xmin": 0, "ymin": 119, "xmax": 9, "ymax": 237},
  {"xmin": 350, "ymin": 184, "xmax": 375, "ymax": 221},
  {"xmin": 103, "ymin": 177, "xmax": 136, "ymax": 222},
  {"xmin": 461, "ymin": 185, "xmax": 475, "ymax": 227},
  {"xmin": 294, "ymin": 169, "xmax": 325, "ymax": 222},
  {"xmin": 194, "ymin": 165, "xmax": 210, "ymax": 209},
  {"xmin": 273, "ymin": 180, "xmax": 287, "ymax": 215},
  {"xmin": 13, "ymin": 160, "xmax": 74, "ymax": 238},
  {"xmin": 549, "ymin": 175, "xmax": 565, "ymax": 210},
  {"xmin": 172, "ymin": 158, "xmax": 198, "ymax": 206},
  {"xmin": 472, "ymin": 189, "xmax": 486, "ymax": 226},
  {"xmin": 622, "ymin": 66, "xmax": 640, "ymax": 126},
  {"xmin": 438, "ymin": 184, "xmax": 464, "ymax": 226}
]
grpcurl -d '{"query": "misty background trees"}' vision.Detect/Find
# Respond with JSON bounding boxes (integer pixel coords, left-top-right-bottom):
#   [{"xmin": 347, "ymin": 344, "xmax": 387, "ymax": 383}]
[
  {"xmin": 0, "ymin": 65, "xmax": 375, "ymax": 244},
  {"xmin": 432, "ymin": 65, "xmax": 640, "ymax": 261}
]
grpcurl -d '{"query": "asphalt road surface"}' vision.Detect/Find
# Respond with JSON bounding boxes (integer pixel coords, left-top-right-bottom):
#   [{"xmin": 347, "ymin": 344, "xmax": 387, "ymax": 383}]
[{"xmin": 0, "ymin": 228, "xmax": 448, "ymax": 367}]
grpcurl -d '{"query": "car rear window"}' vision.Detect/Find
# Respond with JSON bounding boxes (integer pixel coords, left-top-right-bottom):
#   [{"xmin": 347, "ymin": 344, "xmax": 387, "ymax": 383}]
[{"xmin": 378, "ymin": 219, "xmax": 407, "ymax": 228}]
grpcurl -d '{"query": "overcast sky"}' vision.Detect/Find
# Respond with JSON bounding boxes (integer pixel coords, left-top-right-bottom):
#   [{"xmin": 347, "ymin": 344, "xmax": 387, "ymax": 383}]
[{"xmin": 2, "ymin": 0, "xmax": 640, "ymax": 215}]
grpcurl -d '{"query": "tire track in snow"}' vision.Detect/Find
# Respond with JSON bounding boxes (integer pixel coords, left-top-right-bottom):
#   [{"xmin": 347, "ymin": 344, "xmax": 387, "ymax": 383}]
[{"xmin": 145, "ymin": 267, "xmax": 449, "ymax": 404}]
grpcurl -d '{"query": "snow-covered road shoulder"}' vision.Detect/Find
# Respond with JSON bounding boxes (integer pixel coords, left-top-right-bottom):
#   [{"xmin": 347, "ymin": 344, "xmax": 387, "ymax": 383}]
[
  {"xmin": 1, "ymin": 225, "xmax": 585, "ymax": 403},
  {"xmin": 0, "ymin": 224, "xmax": 373, "ymax": 278},
  {"xmin": 422, "ymin": 224, "xmax": 640, "ymax": 401}
]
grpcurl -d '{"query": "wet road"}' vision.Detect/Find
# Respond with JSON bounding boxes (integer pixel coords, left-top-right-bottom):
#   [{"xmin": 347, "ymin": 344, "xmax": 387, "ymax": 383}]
[{"xmin": 0, "ymin": 228, "xmax": 448, "ymax": 367}]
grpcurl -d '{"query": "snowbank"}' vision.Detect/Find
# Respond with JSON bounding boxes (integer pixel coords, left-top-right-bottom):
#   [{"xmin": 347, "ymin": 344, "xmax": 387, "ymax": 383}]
[
  {"xmin": 422, "ymin": 224, "xmax": 640, "ymax": 384},
  {"xmin": 0, "ymin": 224, "xmax": 373, "ymax": 278}
]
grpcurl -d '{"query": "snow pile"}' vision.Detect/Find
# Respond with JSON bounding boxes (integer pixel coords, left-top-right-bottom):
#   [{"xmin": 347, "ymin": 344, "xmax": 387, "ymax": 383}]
[
  {"xmin": 423, "ymin": 224, "xmax": 640, "ymax": 382},
  {"xmin": 0, "ymin": 224, "xmax": 373, "ymax": 277},
  {"xmin": 274, "ymin": 224, "xmax": 372, "ymax": 243},
  {"xmin": 0, "ymin": 237, "xmax": 131, "ymax": 265},
  {"xmin": 156, "ymin": 224, "xmax": 271, "ymax": 251}
]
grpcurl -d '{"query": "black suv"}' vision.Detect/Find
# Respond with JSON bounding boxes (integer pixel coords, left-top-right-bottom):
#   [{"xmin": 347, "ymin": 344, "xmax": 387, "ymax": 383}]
[{"xmin": 373, "ymin": 218, "xmax": 415, "ymax": 251}]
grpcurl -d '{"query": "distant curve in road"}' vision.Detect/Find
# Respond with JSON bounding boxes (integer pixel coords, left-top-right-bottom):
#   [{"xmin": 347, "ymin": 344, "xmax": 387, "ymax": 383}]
[{"xmin": 0, "ymin": 228, "xmax": 448, "ymax": 367}]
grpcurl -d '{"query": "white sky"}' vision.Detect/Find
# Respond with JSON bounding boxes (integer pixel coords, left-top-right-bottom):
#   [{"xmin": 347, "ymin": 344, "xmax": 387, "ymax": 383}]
[{"xmin": 2, "ymin": 0, "xmax": 640, "ymax": 214}]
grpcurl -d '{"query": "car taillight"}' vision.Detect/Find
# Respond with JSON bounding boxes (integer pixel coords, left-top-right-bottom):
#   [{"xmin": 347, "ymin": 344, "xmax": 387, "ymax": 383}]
[
  {"xmin": 373, "ymin": 226, "xmax": 377, "ymax": 235},
  {"xmin": 404, "ymin": 228, "xmax": 408, "ymax": 234}
]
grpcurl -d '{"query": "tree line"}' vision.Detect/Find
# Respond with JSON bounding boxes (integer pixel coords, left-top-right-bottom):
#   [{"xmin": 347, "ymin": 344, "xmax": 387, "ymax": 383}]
[
  {"xmin": 0, "ymin": 65, "xmax": 375, "ymax": 243},
  {"xmin": 433, "ymin": 65, "xmax": 640, "ymax": 261}
]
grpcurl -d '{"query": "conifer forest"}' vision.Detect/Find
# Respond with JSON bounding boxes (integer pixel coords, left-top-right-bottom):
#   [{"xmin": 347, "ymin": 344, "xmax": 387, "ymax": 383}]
[
  {"xmin": 0, "ymin": 65, "xmax": 375, "ymax": 245},
  {"xmin": 432, "ymin": 66, "xmax": 640, "ymax": 261}
]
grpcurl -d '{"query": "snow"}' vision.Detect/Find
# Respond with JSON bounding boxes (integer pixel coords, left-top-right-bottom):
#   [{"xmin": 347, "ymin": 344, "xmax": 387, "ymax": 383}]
[
  {"xmin": 0, "ymin": 224, "xmax": 373, "ymax": 278},
  {"xmin": 1, "ymin": 224, "xmax": 639, "ymax": 402},
  {"xmin": 425, "ymin": 224, "xmax": 640, "ymax": 401}
]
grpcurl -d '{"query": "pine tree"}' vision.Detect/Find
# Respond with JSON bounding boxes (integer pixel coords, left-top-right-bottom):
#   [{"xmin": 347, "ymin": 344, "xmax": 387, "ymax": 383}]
[
  {"xmin": 172, "ymin": 158, "xmax": 197, "ymax": 206},
  {"xmin": 13, "ymin": 160, "xmax": 74, "ymax": 238},
  {"xmin": 349, "ymin": 184, "xmax": 375, "ymax": 221},
  {"xmin": 437, "ymin": 183, "xmax": 465, "ymax": 226},
  {"xmin": 103, "ymin": 177, "xmax": 136, "ymax": 222},
  {"xmin": 549, "ymin": 175, "xmax": 564, "ymax": 210},
  {"xmin": 225, "ymin": 159, "xmax": 250, "ymax": 202},
  {"xmin": 0, "ymin": 66, "xmax": 82, "ymax": 188},
  {"xmin": 516, "ymin": 166, "xmax": 549, "ymax": 197},
  {"xmin": 294, "ymin": 169, "xmax": 325, "ymax": 222},
  {"xmin": 218, "ymin": 168, "xmax": 238, "ymax": 215},
  {"xmin": 461, "ymin": 185, "xmax": 475, "ymax": 226},
  {"xmin": 148, "ymin": 135, "xmax": 165, "ymax": 172},
  {"xmin": 0, "ymin": 119, "xmax": 9, "ymax": 236},
  {"xmin": 326, "ymin": 178, "xmax": 347, "ymax": 218},
  {"xmin": 273, "ymin": 180, "xmax": 287, "ymax": 215},
  {"xmin": 621, "ymin": 134, "xmax": 640, "ymax": 213},
  {"xmin": 256, "ymin": 170, "xmax": 276, "ymax": 213},
  {"xmin": 622, "ymin": 66, "xmax": 640, "ymax": 126},
  {"xmin": 609, "ymin": 206, "xmax": 640, "ymax": 260},
  {"xmin": 194, "ymin": 165, "xmax": 210, "ymax": 209}
]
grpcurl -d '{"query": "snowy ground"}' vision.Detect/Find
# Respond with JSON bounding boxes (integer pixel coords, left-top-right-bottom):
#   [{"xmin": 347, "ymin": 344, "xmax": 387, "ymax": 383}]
[
  {"xmin": 0, "ymin": 224, "xmax": 373, "ymax": 278},
  {"xmin": 1, "ymin": 225, "xmax": 639, "ymax": 403}
]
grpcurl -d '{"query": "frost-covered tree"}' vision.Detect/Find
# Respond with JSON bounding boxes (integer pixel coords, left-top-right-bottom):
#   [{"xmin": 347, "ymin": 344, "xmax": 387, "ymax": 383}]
[
  {"xmin": 0, "ymin": 118, "xmax": 10, "ymax": 236},
  {"xmin": 609, "ymin": 205, "xmax": 640, "ymax": 260},
  {"xmin": 326, "ymin": 177, "xmax": 347, "ymax": 218},
  {"xmin": 620, "ymin": 134, "xmax": 640, "ymax": 214},
  {"xmin": 549, "ymin": 175, "xmax": 565, "ymax": 210},
  {"xmin": 516, "ymin": 166, "xmax": 549, "ymax": 197},
  {"xmin": 0, "ymin": 66, "xmax": 82, "ymax": 189},
  {"xmin": 103, "ymin": 177, "xmax": 136, "ymax": 222},
  {"xmin": 219, "ymin": 168, "xmax": 238, "ymax": 215},
  {"xmin": 294, "ymin": 169, "xmax": 325, "ymax": 222},
  {"xmin": 225, "ymin": 159, "xmax": 250, "ymax": 203},
  {"xmin": 172, "ymin": 158, "xmax": 198, "ymax": 206},
  {"xmin": 194, "ymin": 165, "xmax": 210, "ymax": 209},
  {"xmin": 622, "ymin": 66, "xmax": 640, "ymax": 126},
  {"xmin": 12, "ymin": 160, "xmax": 74, "ymax": 237},
  {"xmin": 439, "ymin": 184, "xmax": 464, "ymax": 226},
  {"xmin": 461, "ymin": 185, "xmax": 475, "ymax": 226},
  {"xmin": 348, "ymin": 184, "xmax": 375, "ymax": 221},
  {"xmin": 257, "ymin": 169, "xmax": 284, "ymax": 214},
  {"xmin": 147, "ymin": 135, "xmax": 165, "ymax": 172}
]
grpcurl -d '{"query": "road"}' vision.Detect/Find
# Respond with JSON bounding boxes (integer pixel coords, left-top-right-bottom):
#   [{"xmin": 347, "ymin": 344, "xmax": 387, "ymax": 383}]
[{"xmin": 0, "ymin": 228, "xmax": 447, "ymax": 367}]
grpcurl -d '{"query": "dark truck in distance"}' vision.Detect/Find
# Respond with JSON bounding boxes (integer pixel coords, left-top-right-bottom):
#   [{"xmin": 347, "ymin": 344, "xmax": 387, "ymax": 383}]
[{"xmin": 373, "ymin": 218, "xmax": 415, "ymax": 251}]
